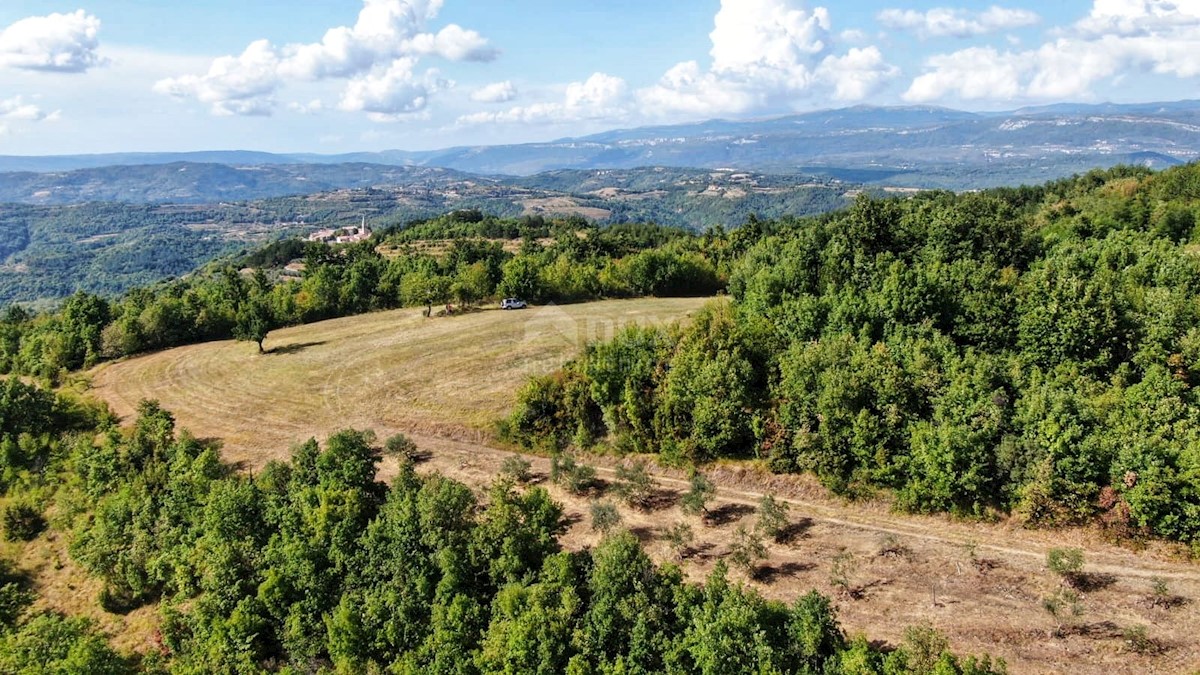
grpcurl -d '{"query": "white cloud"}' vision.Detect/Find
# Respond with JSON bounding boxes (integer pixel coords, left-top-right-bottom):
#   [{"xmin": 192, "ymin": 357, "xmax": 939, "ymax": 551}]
[
  {"xmin": 818, "ymin": 46, "xmax": 899, "ymax": 101},
  {"xmin": 903, "ymin": 0, "xmax": 1200, "ymax": 103},
  {"xmin": 470, "ymin": 80, "xmax": 517, "ymax": 103},
  {"xmin": 155, "ymin": 40, "xmax": 281, "ymax": 116},
  {"xmin": 458, "ymin": 72, "xmax": 628, "ymax": 125},
  {"xmin": 878, "ymin": 6, "xmax": 1040, "ymax": 39},
  {"xmin": 288, "ymin": 99, "xmax": 325, "ymax": 114},
  {"xmin": 0, "ymin": 10, "xmax": 103, "ymax": 73},
  {"xmin": 156, "ymin": 0, "xmax": 493, "ymax": 117},
  {"xmin": 0, "ymin": 95, "xmax": 59, "ymax": 122},
  {"xmin": 637, "ymin": 0, "xmax": 899, "ymax": 118},
  {"xmin": 339, "ymin": 57, "xmax": 448, "ymax": 119}
]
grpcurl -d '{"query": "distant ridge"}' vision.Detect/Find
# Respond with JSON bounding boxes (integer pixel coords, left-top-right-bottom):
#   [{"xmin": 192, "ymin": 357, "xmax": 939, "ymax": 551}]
[{"xmin": 2, "ymin": 101, "xmax": 1198, "ymax": 188}]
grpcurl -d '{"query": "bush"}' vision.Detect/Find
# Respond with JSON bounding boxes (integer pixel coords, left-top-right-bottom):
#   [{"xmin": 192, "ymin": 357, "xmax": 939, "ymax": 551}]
[
  {"xmin": 1, "ymin": 503, "xmax": 44, "ymax": 542},
  {"xmin": 680, "ymin": 470, "xmax": 715, "ymax": 518},
  {"xmin": 729, "ymin": 525, "xmax": 767, "ymax": 574},
  {"xmin": 550, "ymin": 455, "xmax": 597, "ymax": 495},
  {"xmin": 383, "ymin": 433, "xmax": 418, "ymax": 460},
  {"xmin": 756, "ymin": 494, "xmax": 790, "ymax": 542},
  {"xmin": 500, "ymin": 455, "xmax": 533, "ymax": 484},
  {"xmin": 1047, "ymin": 547, "xmax": 1085, "ymax": 585},
  {"xmin": 590, "ymin": 501, "xmax": 622, "ymax": 534},
  {"xmin": 666, "ymin": 522, "xmax": 694, "ymax": 560},
  {"xmin": 613, "ymin": 460, "xmax": 656, "ymax": 509}
]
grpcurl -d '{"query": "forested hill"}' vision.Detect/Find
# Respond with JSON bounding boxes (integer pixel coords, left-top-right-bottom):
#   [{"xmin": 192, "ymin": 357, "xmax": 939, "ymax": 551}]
[
  {"xmin": 0, "ymin": 167, "xmax": 850, "ymax": 306},
  {"xmin": 510, "ymin": 162, "xmax": 1200, "ymax": 551}
]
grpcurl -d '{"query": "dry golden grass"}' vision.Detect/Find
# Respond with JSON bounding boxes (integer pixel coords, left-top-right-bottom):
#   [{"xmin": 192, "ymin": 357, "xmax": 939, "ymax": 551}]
[{"xmin": 91, "ymin": 298, "xmax": 709, "ymax": 467}]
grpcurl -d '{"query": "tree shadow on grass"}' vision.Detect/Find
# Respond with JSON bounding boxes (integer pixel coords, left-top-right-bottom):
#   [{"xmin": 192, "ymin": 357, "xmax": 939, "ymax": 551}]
[
  {"xmin": 753, "ymin": 561, "xmax": 817, "ymax": 583},
  {"xmin": 268, "ymin": 341, "xmax": 327, "ymax": 356},
  {"xmin": 1073, "ymin": 572, "xmax": 1117, "ymax": 592},
  {"xmin": 705, "ymin": 503, "xmax": 755, "ymax": 526},
  {"xmin": 777, "ymin": 517, "xmax": 815, "ymax": 543}
]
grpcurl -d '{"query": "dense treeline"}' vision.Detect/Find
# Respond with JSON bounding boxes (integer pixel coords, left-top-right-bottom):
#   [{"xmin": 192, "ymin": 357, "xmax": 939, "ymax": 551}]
[
  {"xmin": 509, "ymin": 164, "xmax": 1200, "ymax": 550},
  {"xmin": 0, "ymin": 380, "xmax": 1002, "ymax": 673},
  {"xmin": 0, "ymin": 214, "xmax": 731, "ymax": 380}
]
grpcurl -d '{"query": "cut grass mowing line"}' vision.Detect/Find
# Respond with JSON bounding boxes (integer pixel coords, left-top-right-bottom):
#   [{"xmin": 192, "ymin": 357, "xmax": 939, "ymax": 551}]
[{"xmin": 90, "ymin": 297, "xmax": 711, "ymax": 468}]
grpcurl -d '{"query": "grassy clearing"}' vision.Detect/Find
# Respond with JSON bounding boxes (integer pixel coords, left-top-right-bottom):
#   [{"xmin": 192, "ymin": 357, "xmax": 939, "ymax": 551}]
[{"xmin": 90, "ymin": 297, "xmax": 710, "ymax": 468}]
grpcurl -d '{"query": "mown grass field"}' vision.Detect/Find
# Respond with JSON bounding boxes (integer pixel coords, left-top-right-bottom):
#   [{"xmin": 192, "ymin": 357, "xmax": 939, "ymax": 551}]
[{"xmin": 90, "ymin": 298, "xmax": 711, "ymax": 467}]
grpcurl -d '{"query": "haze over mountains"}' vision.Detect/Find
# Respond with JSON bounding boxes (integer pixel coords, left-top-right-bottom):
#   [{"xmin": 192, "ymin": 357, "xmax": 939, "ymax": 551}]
[{"xmin": 1, "ymin": 101, "xmax": 1198, "ymax": 201}]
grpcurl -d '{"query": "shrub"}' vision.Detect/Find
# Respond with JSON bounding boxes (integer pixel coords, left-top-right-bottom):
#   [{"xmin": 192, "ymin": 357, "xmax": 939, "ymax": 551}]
[
  {"xmin": 2, "ymin": 502, "xmax": 44, "ymax": 542},
  {"xmin": 756, "ymin": 494, "xmax": 791, "ymax": 542},
  {"xmin": 666, "ymin": 522, "xmax": 694, "ymax": 560},
  {"xmin": 613, "ymin": 460, "xmax": 656, "ymax": 509},
  {"xmin": 680, "ymin": 470, "xmax": 715, "ymax": 519},
  {"xmin": 383, "ymin": 433, "xmax": 418, "ymax": 460},
  {"xmin": 550, "ymin": 454, "xmax": 597, "ymax": 495},
  {"xmin": 500, "ymin": 455, "xmax": 533, "ymax": 484},
  {"xmin": 590, "ymin": 501, "xmax": 622, "ymax": 534},
  {"xmin": 729, "ymin": 525, "xmax": 767, "ymax": 574},
  {"xmin": 1047, "ymin": 547, "xmax": 1085, "ymax": 585}
]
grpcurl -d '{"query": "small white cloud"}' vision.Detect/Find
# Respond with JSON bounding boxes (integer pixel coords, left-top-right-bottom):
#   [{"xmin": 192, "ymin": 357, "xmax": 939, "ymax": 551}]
[
  {"xmin": 904, "ymin": 46, "xmax": 1026, "ymax": 101},
  {"xmin": 157, "ymin": 0, "xmax": 493, "ymax": 117},
  {"xmin": 878, "ymin": 6, "xmax": 1040, "ymax": 39},
  {"xmin": 288, "ymin": 99, "xmax": 325, "ymax": 114},
  {"xmin": 406, "ymin": 24, "xmax": 498, "ymax": 62},
  {"xmin": 0, "ymin": 95, "xmax": 59, "ymax": 122},
  {"xmin": 839, "ymin": 28, "xmax": 869, "ymax": 43},
  {"xmin": 470, "ymin": 80, "xmax": 517, "ymax": 103},
  {"xmin": 0, "ymin": 10, "xmax": 103, "ymax": 73}
]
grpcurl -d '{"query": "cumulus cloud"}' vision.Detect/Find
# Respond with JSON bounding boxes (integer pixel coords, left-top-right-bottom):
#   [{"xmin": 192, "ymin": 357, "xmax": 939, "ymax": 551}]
[
  {"xmin": 156, "ymin": 0, "xmax": 494, "ymax": 117},
  {"xmin": 458, "ymin": 72, "xmax": 627, "ymax": 125},
  {"xmin": 0, "ymin": 96, "xmax": 60, "ymax": 122},
  {"xmin": 903, "ymin": 0, "xmax": 1200, "ymax": 102},
  {"xmin": 155, "ymin": 40, "xmax": 281, "ymax": 116},
  {"xmin": 339, "ymin": 57, "xmax": 449, "ymax": 120},
  {"xmin": 0, "ymin": 10, "xmax": 103, "ymax": 73},
  {"xmin": 877, "ymin": 6, "xmax": 1040, "ymax": 39},
  {"xmin": 470, "ymin": 80, "xmax": 517, "ymax": 103},
  {"xmin": 637, "ymin": 0, "xmax": 898, "ymax": 118}
]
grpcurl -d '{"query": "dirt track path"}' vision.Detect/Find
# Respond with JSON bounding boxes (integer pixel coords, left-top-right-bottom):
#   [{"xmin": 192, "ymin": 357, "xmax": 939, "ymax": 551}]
[{"xmin": 397, "ymin": 432, "xmax": 1200, "ymax": 675}]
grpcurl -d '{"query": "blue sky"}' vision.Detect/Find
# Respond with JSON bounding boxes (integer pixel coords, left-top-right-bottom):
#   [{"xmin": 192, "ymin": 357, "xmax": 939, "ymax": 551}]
[{"xmin": 0, "ymin": 1, "xmax": 1196, "ymax": 155}]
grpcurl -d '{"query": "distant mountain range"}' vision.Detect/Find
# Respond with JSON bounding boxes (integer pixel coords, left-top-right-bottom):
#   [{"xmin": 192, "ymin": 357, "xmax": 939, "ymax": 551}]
[{"xmin": 2, "ymin": 101, "xmax": 1198, "ymax": 195}]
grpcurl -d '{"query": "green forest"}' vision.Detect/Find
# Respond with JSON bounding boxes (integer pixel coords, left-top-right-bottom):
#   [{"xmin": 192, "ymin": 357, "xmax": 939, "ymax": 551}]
[
  {"xmin": 0, "ymin": 381, "xmax": 1003, "ymax": 673},
  {"xmin": 508, "ymin": 164, "xmax": 1200, "ymax": 551}
]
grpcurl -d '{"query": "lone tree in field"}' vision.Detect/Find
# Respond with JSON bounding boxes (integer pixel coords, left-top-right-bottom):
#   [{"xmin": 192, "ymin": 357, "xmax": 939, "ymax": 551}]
[
  {"xmin": 613, "ymin": 459, "xmax": 656, "ymax": 510},
  {"xmin": 234, "ymin": 297, "xmax": 272, "ymax": 353},
  {"xmin": 680, "ymin": 470, "xmax": 715, "ymax": 520},
  {"xmin": 756, "ymin": 494, "xmax": 791, "ymax": 542}
]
